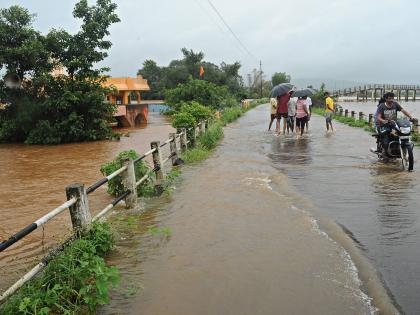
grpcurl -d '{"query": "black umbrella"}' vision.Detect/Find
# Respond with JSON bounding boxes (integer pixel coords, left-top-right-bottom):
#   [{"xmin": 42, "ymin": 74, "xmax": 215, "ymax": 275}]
[
  {"xmin": 270, "ymin": 83, "xmax": 295, "ymax": 98},
  {"xmin": 292, "ymin": 88, "xmax": 318, "ymax": 98}
]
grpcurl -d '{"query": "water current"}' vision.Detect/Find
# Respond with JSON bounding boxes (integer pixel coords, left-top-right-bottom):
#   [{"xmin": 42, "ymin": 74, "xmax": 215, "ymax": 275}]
[{"xmin": 99, "ymin": 105, "xmax": 420, "ymax": 314}]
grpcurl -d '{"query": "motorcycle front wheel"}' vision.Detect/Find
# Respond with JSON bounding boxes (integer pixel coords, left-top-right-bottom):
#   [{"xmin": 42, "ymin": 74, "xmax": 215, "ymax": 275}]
[{"xmin": 401, "ymin": 145, "xmax": 414, "ymax": 171}]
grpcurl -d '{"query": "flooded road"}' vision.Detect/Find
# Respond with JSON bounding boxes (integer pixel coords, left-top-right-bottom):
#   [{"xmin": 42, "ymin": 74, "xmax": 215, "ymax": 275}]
[
  {"xmin": 101, "ymin": 105, "xmax": 420, "ymax": 314},
  {"xmin": 0, "ymin": 113, "xmax": 174, "ymax": 290}
]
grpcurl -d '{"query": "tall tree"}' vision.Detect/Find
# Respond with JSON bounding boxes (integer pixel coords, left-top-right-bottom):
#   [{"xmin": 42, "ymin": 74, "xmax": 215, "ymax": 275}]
[{"xmin": 271, "ymin": 72, "xmax": 291, "ymax": 86}]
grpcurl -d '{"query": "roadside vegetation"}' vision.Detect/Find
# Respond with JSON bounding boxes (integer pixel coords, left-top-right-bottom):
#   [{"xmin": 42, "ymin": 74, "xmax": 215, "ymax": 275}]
[
  {"xmin": 0, "ymin": 222, "xmax": 119, "ymax": 315},
  {"xmin": 312, "ymin": 107, "xmax": 376, "ymax": 132}
]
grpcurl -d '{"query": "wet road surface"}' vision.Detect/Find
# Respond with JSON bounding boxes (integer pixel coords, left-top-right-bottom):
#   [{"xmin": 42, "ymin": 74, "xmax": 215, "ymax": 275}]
[{"xmin": 100, "ymin": 105, "xmax": 420, "ymax": 314}]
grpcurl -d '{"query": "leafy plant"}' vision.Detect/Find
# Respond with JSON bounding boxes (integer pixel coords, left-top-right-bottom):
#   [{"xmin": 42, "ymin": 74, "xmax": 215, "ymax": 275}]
[
  {"xmin": 0, "ymin": 222, "xmax": 119, "ymax": 314},
  {"xmin": 171, "ymin": 112, "xmax": 196, "ymax": 130},
  {"xmin": 179, "ymin": 101, "xmax": 212, "ymax": 121},
  {"xmin": 100, "ymin": 149, "xmax": 154, "ymax": 197}
]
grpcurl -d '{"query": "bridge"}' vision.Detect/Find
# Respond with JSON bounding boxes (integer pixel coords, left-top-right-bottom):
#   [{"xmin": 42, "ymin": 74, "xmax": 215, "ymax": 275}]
[{"xmin": 333, "ymin": 84, "xmax": 420, "ymax": 101}]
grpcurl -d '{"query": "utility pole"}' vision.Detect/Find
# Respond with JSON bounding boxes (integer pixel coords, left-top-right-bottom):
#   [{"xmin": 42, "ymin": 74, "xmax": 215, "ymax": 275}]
[{"xmin": 259, "ymin": 60, "xmax": 263, "ymax": 98}]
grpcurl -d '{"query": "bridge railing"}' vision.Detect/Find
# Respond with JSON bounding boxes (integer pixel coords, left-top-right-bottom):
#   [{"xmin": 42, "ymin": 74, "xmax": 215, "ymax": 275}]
[
  {"xmin": 0, "ymin": 119, "xmax": 209, "ymax": 302},
  {"xmin": 334, "ymin": 107, "xmax": 419, "ymax": 134}
]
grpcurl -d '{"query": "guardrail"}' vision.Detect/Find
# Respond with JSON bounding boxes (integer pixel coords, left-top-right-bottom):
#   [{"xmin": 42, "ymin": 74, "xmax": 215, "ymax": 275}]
[
  {"xmin": 334, "ymin": 107, "xmax": 419, "ymax": 134},
  {"xmin": 0, "ymin": 120, "xmax": 208, "ymax": 302}
]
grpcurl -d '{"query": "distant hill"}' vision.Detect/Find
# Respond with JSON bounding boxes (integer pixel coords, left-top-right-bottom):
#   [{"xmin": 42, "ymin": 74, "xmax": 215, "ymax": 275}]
[{"xmin": 291, "ymin": 78, "xmax": 369, "ymax": 91}]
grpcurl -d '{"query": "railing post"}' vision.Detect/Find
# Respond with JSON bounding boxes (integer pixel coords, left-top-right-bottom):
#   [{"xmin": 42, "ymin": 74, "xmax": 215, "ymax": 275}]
[
  {"xmin": 199, "ymin": 121, "xmax": 205, "ymax": 135},
  {"xmin": 359, "ymin": 112, "xmax": 364, "ymax": 121},
  {"xmin": 178, "ymin": 128, "xmax": 188, "ymax": 152},
  {"xmin": 412, "ymin": 118, "xmax": 419, "ymax": 134},
  {"xmin": 344, "ymin": 109, "xmax": 349, "ymax": 117},
  {"xmin": 169, "ymin": 133, "xmax": 179, "ymax": 166},
  {"xmin": 369, "ymin": 114, "xmax": 374, "ymax": 127},
  {"xmin": 151, "ymin": 141, "xmax": 164, "ymax": 194},
  {"xmin": 205, "ymin": 119, "xmax": 209, "ymax": 131},
  {"xmin": 351, "ymin": 111, "xmax": 355, "ymax": 119},
  {"xmin": 66, "ymin": 183, "xmax": 91, "ymax": 234},
  {"xmin": 192, "ymin": 125, "xmax": 197, "ymax": 146},
  {"xmin": 121, "ymin": 157, "xmax": 137, "ymax": 208},
  {"xmin": 339, "ymin": 108, "xmax": 343, "ymax": 116}
]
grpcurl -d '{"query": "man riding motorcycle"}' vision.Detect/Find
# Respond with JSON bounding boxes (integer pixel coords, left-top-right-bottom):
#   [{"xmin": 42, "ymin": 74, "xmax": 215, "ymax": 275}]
[{"xmin": 376, "ymin": 92, "xmax": 413, "ymax": 153}]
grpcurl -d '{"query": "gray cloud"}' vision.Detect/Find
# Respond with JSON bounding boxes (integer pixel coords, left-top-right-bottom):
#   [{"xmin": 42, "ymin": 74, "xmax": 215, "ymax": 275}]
[{"xmin": 2, "ymin": 0, "xmax": 419, "ymax": 85}]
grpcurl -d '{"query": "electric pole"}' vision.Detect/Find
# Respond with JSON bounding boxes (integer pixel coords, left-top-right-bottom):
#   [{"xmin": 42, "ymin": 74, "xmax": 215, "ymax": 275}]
[{"xmin": 259, "ymin": 60, "xmax": 263, "ymax": 98}]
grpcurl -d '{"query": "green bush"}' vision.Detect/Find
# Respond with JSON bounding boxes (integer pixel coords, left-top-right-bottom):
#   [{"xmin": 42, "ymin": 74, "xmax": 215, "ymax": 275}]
[
  {"xmin": 171, "ymin": 112, "xmax": 196, "ymax": 129},
  {"xmin": 0, "ymin": 222, "xmax": 119, "ymax": 315},
  {"xmin": 165, "ymin": 78, "xmax": 229, "ymax": 110},
  {"xmin": 100, "ymin": 150, "xmax": 154, "ymax": 197},
  {"xmin": 179, "ymin": 101, "xmax": 212, "ymax": 121},
  {"xmin": 197, "ymin": 122, "xmax": 223, "ymax": 150},
  {"xmin": 221, "ymin": 106, "xmax": 244, "ymax": 125}
]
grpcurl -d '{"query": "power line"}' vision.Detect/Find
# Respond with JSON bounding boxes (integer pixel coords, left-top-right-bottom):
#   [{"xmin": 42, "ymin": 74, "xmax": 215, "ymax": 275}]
[{"xmin": 206, "ymin": 0, "xmax": 258, "ymax": 62}]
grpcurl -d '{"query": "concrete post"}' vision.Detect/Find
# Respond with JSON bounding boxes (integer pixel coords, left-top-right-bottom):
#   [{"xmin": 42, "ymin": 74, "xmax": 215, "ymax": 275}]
[
  {"xmin": 413, "ymin": 90, "xmax": 417, "ymax": 101},
  {"xmin": 121, "ymin": 157, "xmax": 137, "ymax": 208},
  {"xmin": 345, "ymin": 109, "xmax": 349, "ymax": 117},
  {"xmin": 169, "ymin": 133, "xmax": 179, "ymax": 166},
  {"xmin": 339, "ymin": 108, "xmax": 343, "ymax": 116},
  {"xmin": 151, "ymin": 141, "xmax": 164, "ymax": 195},
  {"xmin": 369, "ymin": 114, "xmax": 374, "ymax": 127},
  {"xmin": 412, "ymin": 119, "xmax": 419, "ymax": 134},
  {"xmin": 405, "ymin": 90, "xmax": 409, "ymax": 102},
  {"xmin": 199, "ymin": 121, "xmax": 205, "ymax": 135},
  {"xmin": 191, "ymin": 125, "xmax": 197, "ymax": 147},
  {"xmin": 178, "ymin": 128, "xmax": 188, "ymax": 152},
  {"xmin": 359, "ymin": 112, "xmax": 364, "ymax": 121},
  {"xmin": 66, "ymin": 183, "xmax": 91, "ymax": 234},
  {"xmin": 351, "ymin": 111, "xmax": 355, "ymax": 119},
  {"xmin": 356, "ymin": 93, "xmax": 359, "ymax": 102}
]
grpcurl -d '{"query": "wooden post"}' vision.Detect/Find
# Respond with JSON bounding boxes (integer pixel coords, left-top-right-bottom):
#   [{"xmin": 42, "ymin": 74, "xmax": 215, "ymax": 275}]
[
  {"xmin": 66, "ymin": 183, "xmax": 91, "ymax": 234},
  {"xmin": 359, "ymin": 112, "xmax": 364, "ymax": 121},
  {"xmin": 373, "ymin": 89, "xmax": 377, "ymax": 101},
  {"xmin": 339, "ymin": 108, "xmax": 343, "ymax": 116},
  {"xmin": 356, "ymin": 93, "xmax": 359, "ymax": 102},
  {"xmin": 169, "ymin": 133, "xmax": 179, "ymax": 166},
  {"xmin": 412, "ymin": 118, "xmax": 419, "ymax": 134},
  {"xmin": 121, "ymin": 157, "xmax": 137, "ymax": 208},
  {"xmin": 178, "ymin": 128, "xmax": 188, "ymax": 152},
  {"xmin": 151, "ymin": 141, "xmax": 164, "ymax": 194},
  {"xmin": 368, "ymin": 114, "xmax": 374, "ymax": 127},
  {"xmin": 344, "ymin": 109, "xmax": 349, "ymax": 117},
  {"xmin": 405, "ymin": 90, "xmax": 409, "ymax": 102},
  {"xmin": 351, "ymin": 111, "xmax": 355, "ymax": 119},
  {"xmin": 413, "ymin": 90, "xmax": 417, "ymax": 101}
]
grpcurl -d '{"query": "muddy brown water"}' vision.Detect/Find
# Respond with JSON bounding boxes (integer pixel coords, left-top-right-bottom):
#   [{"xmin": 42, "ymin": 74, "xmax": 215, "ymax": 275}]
[
  {"xmin": 98, "ymin": 105, "xmax": 420, "ymax": 314},
  {"xmin": 0, "ymin": 113, "xmax": 174, "ymax": 289}
]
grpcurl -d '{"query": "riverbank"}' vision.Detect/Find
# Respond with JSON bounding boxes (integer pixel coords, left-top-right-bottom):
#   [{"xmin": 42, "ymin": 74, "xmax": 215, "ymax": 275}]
[{"xmin": 101, "ymin": 104, "xmax": 395, "ymax": 314}]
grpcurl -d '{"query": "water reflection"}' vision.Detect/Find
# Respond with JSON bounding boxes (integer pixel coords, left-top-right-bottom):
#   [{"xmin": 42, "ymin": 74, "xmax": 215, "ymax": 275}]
[
  {"xmin": 370, "ymin": 167, "xmax": 417, "ymax": 245},
  {"xmin": 269, "ymin": 135, "xmax": 313, "ymax": 166}
]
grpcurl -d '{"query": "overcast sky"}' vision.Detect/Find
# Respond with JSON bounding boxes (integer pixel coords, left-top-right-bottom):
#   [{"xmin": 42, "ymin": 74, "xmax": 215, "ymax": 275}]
[{"xmin": 3, "ymin": 0, "xmax": 420, "ymax": 85}]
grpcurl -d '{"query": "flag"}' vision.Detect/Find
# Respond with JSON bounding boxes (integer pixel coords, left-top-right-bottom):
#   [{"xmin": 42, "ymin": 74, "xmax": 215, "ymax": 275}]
[{"xmin": 199, "ymin": 66, "xmax": 205, "ymax": 77}]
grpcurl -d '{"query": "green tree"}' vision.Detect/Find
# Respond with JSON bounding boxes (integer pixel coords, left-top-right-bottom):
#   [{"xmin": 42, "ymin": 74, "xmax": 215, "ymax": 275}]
[
  {"xmin": 0, "ymin": 0, "xmax": 120, "ymax": 144},
  {"xmin": 271, "ymin": 72, "xmax": 291, "ymax": 86}
]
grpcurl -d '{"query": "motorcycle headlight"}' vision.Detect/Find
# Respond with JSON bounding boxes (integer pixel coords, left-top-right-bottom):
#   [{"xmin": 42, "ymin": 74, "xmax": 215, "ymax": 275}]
[{"xmin": 400, "ymin": 127, "xmax": 411, "ymax": 134}]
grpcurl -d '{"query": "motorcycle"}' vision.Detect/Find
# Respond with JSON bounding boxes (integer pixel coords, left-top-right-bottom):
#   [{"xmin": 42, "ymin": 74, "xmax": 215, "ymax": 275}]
[{"xmin": 371, "ymin": 119, "xmax": 414, "ymax": 171}]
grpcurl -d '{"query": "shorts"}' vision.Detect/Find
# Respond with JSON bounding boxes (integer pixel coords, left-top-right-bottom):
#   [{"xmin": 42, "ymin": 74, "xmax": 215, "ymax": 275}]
[
  {"xmin": 276, "ymin": 112, "xmax": 287, "ymax": 119},
  {"xmin": 325, "ymin": 112, "xmax": 333, "ymax": 122},
  {"xmin": 287, "ymin": 115, "xmax": 295, "ymax": 126}
]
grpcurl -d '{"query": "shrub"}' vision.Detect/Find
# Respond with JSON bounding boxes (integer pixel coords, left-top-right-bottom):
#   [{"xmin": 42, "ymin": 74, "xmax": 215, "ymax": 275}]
[
  {"xmin": 197, "ymin": 122, "xmax": 223, "ymax": 150},
  {"xmin": 171, "ymin": 111, "xmax": 196, "ymax": 129},
  {"xmin": 179, "ymin": 101, "xmax": 212, "ymax": 121},
  {"xmin": 221, "ymin": 106, "xmax": 243, "ymax": 125},
  {"xmin": 100, "ymin": 150, "xmax": 154, "ymax": 197},
  {"xmin": 0, "ymin": 222, "xmax": 119, "ymax": 314}
]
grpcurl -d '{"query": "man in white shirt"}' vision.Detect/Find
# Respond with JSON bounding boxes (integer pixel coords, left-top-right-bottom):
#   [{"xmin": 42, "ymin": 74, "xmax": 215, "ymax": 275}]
[{"xmin": 305, "ymin": 96, "xmax": 312, "ymax": 132}]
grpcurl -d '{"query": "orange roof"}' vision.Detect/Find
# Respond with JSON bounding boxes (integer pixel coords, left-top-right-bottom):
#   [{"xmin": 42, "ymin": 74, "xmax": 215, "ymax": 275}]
[{"xmin": 104, "ymin": 75, "xmax": 150, "ymax": 91}]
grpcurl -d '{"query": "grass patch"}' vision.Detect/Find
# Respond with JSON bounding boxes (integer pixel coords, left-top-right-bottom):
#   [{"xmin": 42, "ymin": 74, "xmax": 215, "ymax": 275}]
[
  {"xmin": 0, "ymin": 222, "xmax": 119, "ymax": 315},
  {"xmin": 312, "ymin": 107, "xmax": 373, "ymax": 130}
]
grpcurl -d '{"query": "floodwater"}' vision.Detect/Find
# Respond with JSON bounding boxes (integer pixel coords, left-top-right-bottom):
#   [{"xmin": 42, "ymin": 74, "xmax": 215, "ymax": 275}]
[
  {"xmin": 101, "ymin": 105, "xmax": 420, "ymax": 314},
  {"xmin": 0, "ymin": 113, "xmax": 174, "ymax": 290}
]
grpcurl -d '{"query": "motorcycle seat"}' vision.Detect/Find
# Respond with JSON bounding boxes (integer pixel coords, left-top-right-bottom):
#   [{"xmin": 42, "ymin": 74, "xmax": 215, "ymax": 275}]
[{"xmin": 371, "ymin": 133, "xmax": 379, "ymax": 137}]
